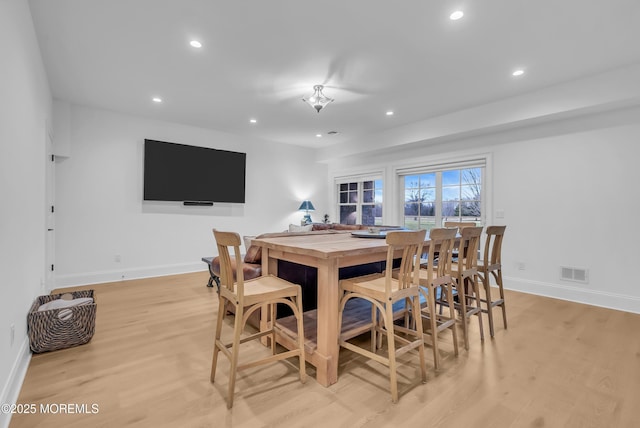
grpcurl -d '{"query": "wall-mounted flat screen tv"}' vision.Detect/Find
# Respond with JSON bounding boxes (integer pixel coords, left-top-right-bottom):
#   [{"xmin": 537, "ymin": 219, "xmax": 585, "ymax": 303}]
[{"xmin": 143, "ymin": 139, "xmax": 246, "ymax": 204}]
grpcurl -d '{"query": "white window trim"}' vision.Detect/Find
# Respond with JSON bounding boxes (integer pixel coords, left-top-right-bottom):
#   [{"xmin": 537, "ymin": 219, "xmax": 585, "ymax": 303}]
[{"xmin": 392, "ymin": 152, "xmax": 492, "ymax": 228}]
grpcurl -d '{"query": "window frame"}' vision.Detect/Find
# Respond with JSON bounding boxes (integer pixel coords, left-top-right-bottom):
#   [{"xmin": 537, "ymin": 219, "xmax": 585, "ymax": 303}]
[
  {"xmin": 333, "ymin": 169, "xmax": 385, "ymax": 225},
  {"xmin": 395, "ymin": 156, "xmax": 488, "ymax": 230}
]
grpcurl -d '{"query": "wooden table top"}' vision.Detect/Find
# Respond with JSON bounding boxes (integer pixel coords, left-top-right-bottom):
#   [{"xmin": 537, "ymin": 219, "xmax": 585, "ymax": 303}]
[
  {"xmin": 254, "ymin": 230, "xmax": 455, "ymax": 259},
  {"xmin": 253, "ymin": 232, "xmax": 393, "ymax": 259}
]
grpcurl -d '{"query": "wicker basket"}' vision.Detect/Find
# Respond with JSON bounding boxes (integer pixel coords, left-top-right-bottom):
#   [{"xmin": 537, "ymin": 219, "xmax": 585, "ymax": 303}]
[{"xmin": 28, "ymin": 290, "xmax": 97, "ymax": 353}]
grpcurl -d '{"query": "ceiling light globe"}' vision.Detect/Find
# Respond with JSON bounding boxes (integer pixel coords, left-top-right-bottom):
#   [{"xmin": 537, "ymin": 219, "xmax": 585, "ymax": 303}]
[{"xmin": 302, "ymin": 85, "xmax": 334, "ymax": 113}]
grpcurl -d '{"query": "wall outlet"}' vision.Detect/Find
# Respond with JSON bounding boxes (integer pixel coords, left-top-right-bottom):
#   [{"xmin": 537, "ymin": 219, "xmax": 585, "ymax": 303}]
[
  {"xmin": 517, "ymin": 262, "xmax": 526, "ymax": 270},
  {"xmin": 114, "ymin": 254, "xmax": 121, "ymax": 263},
  {"xmin": 10, "ymin": 324, "xmax": 15, "ymax": 346}
]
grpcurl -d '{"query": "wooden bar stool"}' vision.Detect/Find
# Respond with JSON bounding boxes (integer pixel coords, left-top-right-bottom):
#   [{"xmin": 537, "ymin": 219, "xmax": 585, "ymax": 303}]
[
  {"xmin": 337, "ymin": 229, "xmax": 427, "ymax": 403},
  {"xmin": 449, "ymin": 226, "xmax": 485, "ymax": 349},
  {"xmin": 477, "ymin": 225, "xmax": 507, "ymax": 337},
  {"xmin": 444, "ymin": 221, "xmax": 477, "ymax": 258},
  {"xmin": 417, "ymin": 228, "xmax": 459, "ymax": 369},
  {"xmin": 210, "ymin": 229, "xmax": 307, "ymax": 408}
]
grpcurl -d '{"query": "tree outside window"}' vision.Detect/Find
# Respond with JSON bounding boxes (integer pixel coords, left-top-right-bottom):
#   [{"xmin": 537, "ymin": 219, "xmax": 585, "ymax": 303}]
[
  {"xmin": 404, "ymin": 173, "xmax": 436, "ymax": 230},
  {"xmin": 403, "ymin": 167, "xmax": 482, "ymax": 230}
]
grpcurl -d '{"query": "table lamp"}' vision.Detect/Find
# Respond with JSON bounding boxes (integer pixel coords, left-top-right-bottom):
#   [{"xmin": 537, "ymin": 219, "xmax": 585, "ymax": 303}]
[{"xmin": 298, "ymin": 200, "xmax": 315, "ymax": 225}]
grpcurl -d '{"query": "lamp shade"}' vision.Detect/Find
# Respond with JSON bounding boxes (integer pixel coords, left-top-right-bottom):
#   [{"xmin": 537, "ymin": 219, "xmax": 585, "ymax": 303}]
[{"xmin": 298, "ymin": 200, "xmax": 315, "ymax": 211}]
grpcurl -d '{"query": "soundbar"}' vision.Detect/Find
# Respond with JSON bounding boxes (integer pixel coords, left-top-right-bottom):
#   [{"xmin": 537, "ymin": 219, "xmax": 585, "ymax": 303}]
[{"xmin": 183, "ymin": 201, "xmax": 214, "ymax": 206}]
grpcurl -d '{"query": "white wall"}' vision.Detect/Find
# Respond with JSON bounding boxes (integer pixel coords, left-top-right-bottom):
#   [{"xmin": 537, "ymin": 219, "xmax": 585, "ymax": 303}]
[
  {"xmin": 0, "ymin": 0, "xmax": 51, "ymax": 425},
  {"xmin": 54, "ymin": 104, "xmax": 328, "ymax": 286},
  {"xmin": 326, "ymin": 106, "xmax": 640, "ymax": 313},
  {"xmin": 491, "ymin": 120, "xmax": 640, "ymax": 311}
]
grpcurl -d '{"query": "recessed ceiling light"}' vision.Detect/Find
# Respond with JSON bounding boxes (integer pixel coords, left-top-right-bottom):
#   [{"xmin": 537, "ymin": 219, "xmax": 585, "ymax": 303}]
[
  {"xmin": 249, "ymin": 118, "xmax": 257, "ymax": 124},
  {"xmin": 386, "ymin": 111, "xmax": 394, "ymax": 116},
  {"xmin": 316, "ymin": 134, "xmax": 322, "ymax": 138},
  {"xmin": 190, "ymin": 40, "xmax": 202, "ymax": 48},
  {"xmin": 450, "ymin": 10, "xmax": 464, "ymax": 20},
  {"xmin": 152, "ymin": 97, "xmax": 162, "ymax": 103},
  {"xmin": 512, "ymin": 69, "xmax": 525, "ymax": 77}
]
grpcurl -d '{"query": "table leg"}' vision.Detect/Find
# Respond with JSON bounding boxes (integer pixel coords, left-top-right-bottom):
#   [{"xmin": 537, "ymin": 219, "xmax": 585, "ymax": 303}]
[{"xmin": 314, "ymin": 258, "xmax": 339, "ymax": 386}]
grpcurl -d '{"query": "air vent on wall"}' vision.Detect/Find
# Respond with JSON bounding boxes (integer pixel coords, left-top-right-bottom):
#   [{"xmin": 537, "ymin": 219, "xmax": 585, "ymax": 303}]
[{"xmin": 560, "ymin": 266, "xmax": 589, "ymax": 284}]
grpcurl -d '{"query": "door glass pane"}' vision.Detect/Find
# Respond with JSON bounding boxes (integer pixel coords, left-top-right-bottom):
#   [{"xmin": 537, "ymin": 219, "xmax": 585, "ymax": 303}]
[
  {"xmin": 422, "ymin": 188, "xmax": 436, "ymax": 202},
  {"xmin": 462, "ymin": 168, "xmax": 482, "ymax": 185},
  {"xmin": 361, "ymin": 205, "xmax": 375, "ymax": 225},
  {"xmin": 374, "ymin": 203, "xmax": 382, "ymax": 225},
  {"xmin": 404, "ymin": 215, "xmax": 435, "ymax": 231},
  {"xmin": 419, "ymin": 173, "xmax": 436, "ymax": 187},
  {"xmin": 442, "ymin": 201, "xmax": 457, "ymax": 217},
  {"xmin": 461, "ymin": 185, "xmax": 480, "ymax": 201},
  {"xmin": 442, "ymin": 187, "xmax": 459, "ymax": 201},
  {"xmin": 340, "ymin": 205, "xmax": 357, "ymax": 224},
  {"xmin": 405, "ymin": 175, "xmax": 419, "ymax": 188},
  {"xmin": 460, "ymin": 201, "xmax": 481, "ymax": 217},
  {"xmin": 442, "ymin": 170, "xmax": 460, "ymax": 185}
]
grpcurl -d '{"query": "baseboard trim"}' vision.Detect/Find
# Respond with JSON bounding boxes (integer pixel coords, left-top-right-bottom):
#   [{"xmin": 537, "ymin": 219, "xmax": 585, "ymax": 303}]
[
  {"xmin": 56, "ymin": 270, "xmax": 640, "ymax": 313},
  {"xmin": 505, "ymin": 276, "xmax": 640, "ymax": 314},
  {"xmin": 0, "ymin": 338, "xmax": 31, "ymax": 428},
  {"xmin": 54, "ymin": 262, "xmax": 207, "ymax": 289}
]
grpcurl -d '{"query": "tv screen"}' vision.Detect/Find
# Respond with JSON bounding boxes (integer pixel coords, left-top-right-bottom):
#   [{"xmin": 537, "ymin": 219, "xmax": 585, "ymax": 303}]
[{"xmin": 143, "ymin": 139, "xmax": 246, "ymax": 203}]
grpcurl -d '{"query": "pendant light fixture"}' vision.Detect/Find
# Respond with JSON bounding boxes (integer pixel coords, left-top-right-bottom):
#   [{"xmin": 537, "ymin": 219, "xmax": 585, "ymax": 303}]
[{"xmin": 302, "ymin": 85, "xmax": 334, "ymax": 113}]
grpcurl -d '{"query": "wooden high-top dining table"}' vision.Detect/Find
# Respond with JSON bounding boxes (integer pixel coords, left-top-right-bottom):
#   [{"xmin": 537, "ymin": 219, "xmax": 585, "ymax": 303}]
[{"xmin": 253, "ymin": 230, "xmax": 414, "ymax": 387}]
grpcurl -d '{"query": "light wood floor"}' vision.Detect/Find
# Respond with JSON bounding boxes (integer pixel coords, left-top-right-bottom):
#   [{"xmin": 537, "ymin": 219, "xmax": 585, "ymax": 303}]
[{"xmin": 10, "ymin": 271, "xmax": 640, "ymax": 427}]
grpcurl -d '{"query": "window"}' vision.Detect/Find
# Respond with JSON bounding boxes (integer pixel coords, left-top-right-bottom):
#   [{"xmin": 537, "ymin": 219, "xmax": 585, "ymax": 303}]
[
  {"xmin": 400, "ymin": 164, "xmax": 483, "ymax": 231},
  {"xmin": 442, "ymin": 168, "xmax": 481, "ymax": 221},
  {"xmin": 338, "ymin": 179, "xmax": 383, "ymax": 225},
  {"xmin": 404, "ymin": 173, "xmax": 436, "ymax": 230}
]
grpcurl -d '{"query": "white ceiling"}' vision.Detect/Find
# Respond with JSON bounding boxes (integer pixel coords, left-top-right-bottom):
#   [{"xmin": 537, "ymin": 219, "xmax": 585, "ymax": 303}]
[{"xmin": 28, "ymin": 0, "xmax": 640, "ymax": 149}]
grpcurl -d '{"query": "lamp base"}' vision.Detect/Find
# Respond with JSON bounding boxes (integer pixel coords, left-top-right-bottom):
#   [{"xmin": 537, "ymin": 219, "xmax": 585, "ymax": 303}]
[{"xmin": 301, "ymin": 214, "xmax": 312, "ymax": 225}]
